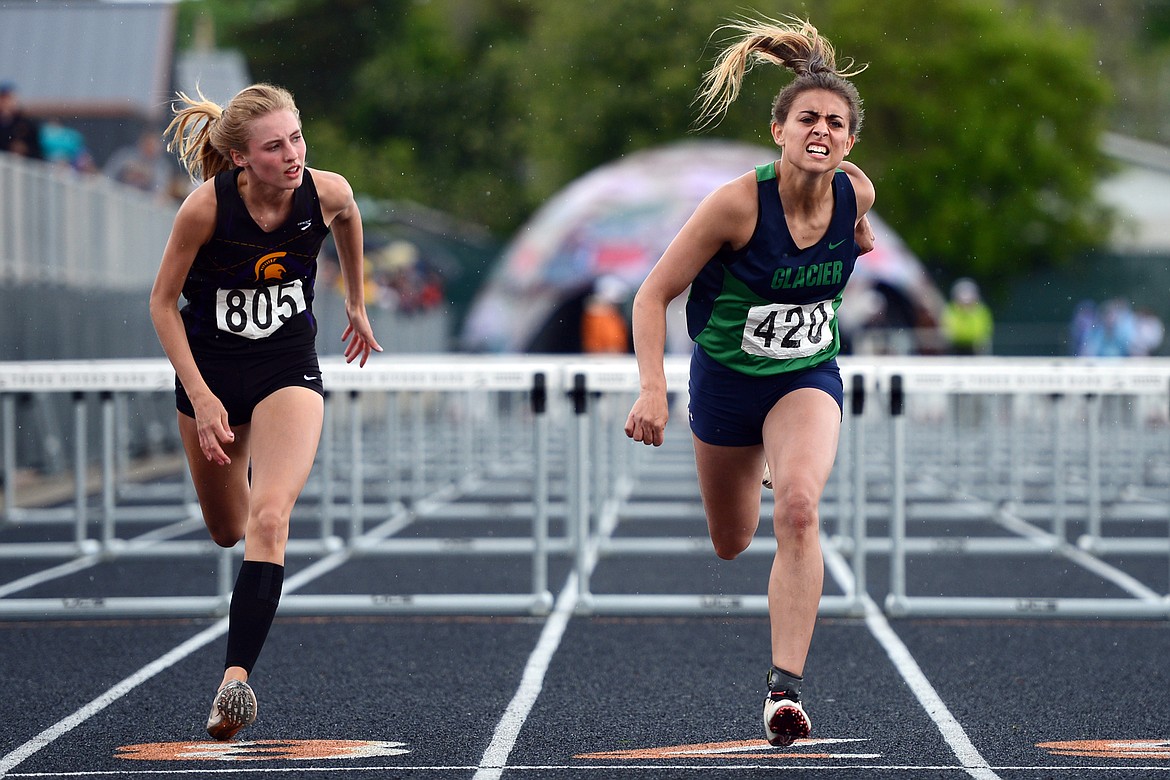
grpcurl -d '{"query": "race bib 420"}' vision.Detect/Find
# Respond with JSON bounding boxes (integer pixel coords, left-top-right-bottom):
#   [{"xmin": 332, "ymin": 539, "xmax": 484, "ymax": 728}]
[
  {"xmin": 215, "ymin": 279, "xmax": 306, "ymax": 339},
  {"xmin": 741, "ymin": 299, "xmax": 835, "ymax": 360}
]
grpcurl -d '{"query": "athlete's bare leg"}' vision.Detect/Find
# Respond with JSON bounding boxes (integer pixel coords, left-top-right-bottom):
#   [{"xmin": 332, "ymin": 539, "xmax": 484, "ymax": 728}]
[
  {"xmin": 182, "ymin": 386, "xmax": 323, "ymax": 689},
  {"xmin": 218, "ymin": 386, "xmax": 323, "ymax": 687},
  {"xmin": 760, "ymin": 388, "xmax": 840, "ymax": 675},
  {"xmin": 178, "ymin": 414, "xmax": 251, "ymax": 549},
  {"xmin": 692, "ymin": 439, "xmax": 766, "ymax": 560}
]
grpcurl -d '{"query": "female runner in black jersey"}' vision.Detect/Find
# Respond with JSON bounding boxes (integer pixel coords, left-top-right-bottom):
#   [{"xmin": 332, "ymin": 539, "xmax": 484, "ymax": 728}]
[
  {"xmin": 624, "ymin": 18, "xmax": 874, "ymax": 746},
  {"xmin": 149, "ymin": 83, "xmax": 382, "ymax": 740}
]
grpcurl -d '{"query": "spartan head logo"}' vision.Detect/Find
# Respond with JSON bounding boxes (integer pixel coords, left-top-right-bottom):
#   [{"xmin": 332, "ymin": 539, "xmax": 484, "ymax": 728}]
[{"xmin": 254, "ymin": 252, "xmax": 289, "ymax": 282}]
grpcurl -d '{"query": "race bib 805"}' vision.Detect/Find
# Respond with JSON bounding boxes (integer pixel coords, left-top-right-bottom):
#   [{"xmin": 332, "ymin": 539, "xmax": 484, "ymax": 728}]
[
  {"xmin": 741, "ymin": 299, "xmax": 835, "ymax": 359},
  {"xmin": 215, "ymin": 279, "xmax": 306, "ymax": 339}
]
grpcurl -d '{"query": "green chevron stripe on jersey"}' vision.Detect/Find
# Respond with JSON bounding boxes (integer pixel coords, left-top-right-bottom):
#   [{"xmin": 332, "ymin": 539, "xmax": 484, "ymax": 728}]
[{"xmin": 694, "ymin": 267, "xmax": 842, "ymax": 376}]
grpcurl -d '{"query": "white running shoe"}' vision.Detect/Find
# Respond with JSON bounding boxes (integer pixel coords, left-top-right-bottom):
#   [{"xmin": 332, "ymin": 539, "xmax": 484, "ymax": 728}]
[
  {"xmin": 763, "ymin": 695, "xmax": 811, "ymax": 747},
  {"xmin": 206, "ymin": 679, "xmax": 257, "ymax": 741},
  {"xmin": 762, "ymin": 463, "xmax": 773, "ymax": 490}
]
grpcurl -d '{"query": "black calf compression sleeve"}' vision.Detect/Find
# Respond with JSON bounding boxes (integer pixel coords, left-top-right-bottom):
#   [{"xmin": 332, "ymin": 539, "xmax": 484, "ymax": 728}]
[
  {"xmin": 224, "ymin": 560, "xmax": 284, "ymax": 675},
  {"xmin": 767, "ymin": 666, "xmax": 804, "ymax": 700}
]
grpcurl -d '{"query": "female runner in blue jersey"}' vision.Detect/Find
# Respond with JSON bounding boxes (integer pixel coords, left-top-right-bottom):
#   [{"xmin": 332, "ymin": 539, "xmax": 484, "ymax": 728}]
[
  {"xmin": 624, "ymin": 18, "xmax": 874, "ymax": 747},
  {"xmin": 149, "ymin": 84, "xmax": 382, "ymax": 740}
]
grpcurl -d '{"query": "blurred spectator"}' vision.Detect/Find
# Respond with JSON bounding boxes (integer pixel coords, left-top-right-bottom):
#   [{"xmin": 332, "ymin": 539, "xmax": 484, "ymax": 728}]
[
  {"xmin": 1131, "ymin": 307, "xmax": 1164, "ymax": 357},
  {"xmin": 104, "ymin": 130, "xmax": 175, "ymax": 198},
  {"xmin": 1081, "ymin": 298, "xmax": 1137, "ymax": 357},
  {"xmin": 580, "ymin": 275, "xmax": 631, "ymax": 354},
  {"xmin": 1073, "ymin": 299, "xmax": 1163, "ymax": 358},
  {"xmin": 0, "ymin": 82, "xmax": 44, "ymax": 159},
  {"xmin": 941, "ymin": 277, "xmax": 993, "ymax": 355},
  {"xmin": 840, "ymin": 281, "xmax": 929, "ymax": 355},
  {"xmin": 40, "ymin": 119, "xmax": 97, "ymax": 173},
  {"xmin": 357, "ymin": 239, "xmax": 446, "ymax": 316},
  {"xmin": 1068, "ymin": 299, "xmax": 1098, "ymax": 357}
]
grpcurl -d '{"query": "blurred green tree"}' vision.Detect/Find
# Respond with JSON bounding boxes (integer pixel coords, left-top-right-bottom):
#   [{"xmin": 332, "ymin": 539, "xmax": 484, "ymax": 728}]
[
  {"xmin": 177, "ymin": 0, "xmax": 1115, "ymax": 289},
  {"xmin": 812, "ymin": 0, "xmax": 1114, "ymax": 288}
]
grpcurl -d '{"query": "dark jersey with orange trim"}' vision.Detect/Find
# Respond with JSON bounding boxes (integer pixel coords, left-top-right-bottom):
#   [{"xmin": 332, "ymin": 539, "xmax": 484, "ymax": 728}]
[
  {"xmin": 686, "ymin": 163, "xmax": 858, "ymax": 376},
  {"xmin": 181, "ymin": 168, "xmax": 329, "ymax": 354}
]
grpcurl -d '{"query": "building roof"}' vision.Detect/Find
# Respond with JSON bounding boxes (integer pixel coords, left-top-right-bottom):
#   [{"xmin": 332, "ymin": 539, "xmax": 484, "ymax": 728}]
[
  {"xmin": 1098, "ymin": 132, "xmax": 1170, "ymax": 252},
  {"xmin": 174, "ymin": 48, "xmax": 251, "ymax": 108},
  {"xmin": 0, "ymin": 0, "xmax": 176, "ymax": 118}
]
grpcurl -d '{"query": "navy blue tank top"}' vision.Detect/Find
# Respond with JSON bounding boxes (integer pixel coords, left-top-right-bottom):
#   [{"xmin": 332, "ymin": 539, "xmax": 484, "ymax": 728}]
[
  {"xmin": 181, "ymin": 168, "xmax": 330, "ymax": 354},
  {"xmin": 687, "ymin": 164, "xmax": 858, "ymax": 376}
]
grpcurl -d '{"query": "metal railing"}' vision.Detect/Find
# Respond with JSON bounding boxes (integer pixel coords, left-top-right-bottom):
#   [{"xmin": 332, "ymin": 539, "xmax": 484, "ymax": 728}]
[{"xmin": 0, "ymin": 152, "xmax": 177, "ymax": 289}]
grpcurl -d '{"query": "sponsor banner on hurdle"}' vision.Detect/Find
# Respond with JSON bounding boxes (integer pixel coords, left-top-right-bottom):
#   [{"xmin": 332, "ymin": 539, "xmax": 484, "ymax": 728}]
[
  {"xmin": 0, "ymin": 359, "xmax": 174, "ymax": 392},
  {"xmin": 321, "ymin": 355, "xmax": 566, "ymax": 392},
  {"xmin": 869, "ymin": 357, "xmax": 1170, "ymax": 395}
]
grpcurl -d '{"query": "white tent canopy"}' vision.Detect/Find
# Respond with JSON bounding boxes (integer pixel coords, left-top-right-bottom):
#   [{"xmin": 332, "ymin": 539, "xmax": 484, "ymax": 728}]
[{"xmin": 462, "ymin": 140, "xmax": 942, "ymax": 353}]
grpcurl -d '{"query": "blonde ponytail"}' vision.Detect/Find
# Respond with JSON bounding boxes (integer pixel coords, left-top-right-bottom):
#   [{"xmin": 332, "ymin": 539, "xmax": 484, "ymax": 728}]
[
  {"xmin": 694, "ymin": 15, "xmax": 866, "ymax": 133},
  {"xmin": 164, "ymin": 83, "xmax": 300, "ymax": 183}
]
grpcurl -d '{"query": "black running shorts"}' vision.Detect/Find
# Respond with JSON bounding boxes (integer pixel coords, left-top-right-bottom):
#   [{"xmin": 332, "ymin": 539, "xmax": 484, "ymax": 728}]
[{"xmin": 176, "ymin": 346, "xmax": 324, "ymax": 426}]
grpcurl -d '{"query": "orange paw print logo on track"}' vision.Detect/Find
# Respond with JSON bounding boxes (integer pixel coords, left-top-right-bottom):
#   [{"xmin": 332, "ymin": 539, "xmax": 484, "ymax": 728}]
[
  {"xmin": 1038, "ymin": 740, "xmax": 1170, "ymax": 760},
  {"xmin": 116, "ymin": 739, "xmax": 409, "ymax": 761}
]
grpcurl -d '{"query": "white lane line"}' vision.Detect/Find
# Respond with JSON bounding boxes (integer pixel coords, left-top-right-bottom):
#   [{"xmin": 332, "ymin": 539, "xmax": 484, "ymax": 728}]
[
  {"xmin": 0, "ymin": 519, "xmax": 201, "ymax": 598},
  {"xmin": 473, "ymin": 573, "xmax": 578, "ymax": 780},
  {"xmin": 0, "ymin": 555, "xmax": 100, "ymax": 599},
  {"xmin": 0, "ymin": 547, "xmax": 355, "ymax": 778},
  {"xmin": 823, "ymin": 536, "xmax": 1002, "ymax": 780},
  {"xmin": 995, "ymin": 508, "xmax": 1163, "ymax": 601},
  {"xmin": 0, "ymin": 620, "xmax": 227, "ymax": 777}
]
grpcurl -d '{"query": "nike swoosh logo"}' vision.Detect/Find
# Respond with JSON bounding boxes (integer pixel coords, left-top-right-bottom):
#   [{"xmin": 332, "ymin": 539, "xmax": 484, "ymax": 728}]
[
  {"xmin": 298, "ymin": 220, "xmax": 313, "ymax": 231},
  {"xmin": 828, "ymin": 239, "xmax": 847, "ymax": 250},
  {"xmin": 304, "ymin": 375, "xmax": 318, "ymax": 381}
]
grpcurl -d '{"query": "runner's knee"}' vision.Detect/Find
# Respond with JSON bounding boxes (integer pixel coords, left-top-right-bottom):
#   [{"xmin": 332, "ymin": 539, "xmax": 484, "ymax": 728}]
[{"xmin": 773, "ymin": 488, "xmax": 820, "ymax": 537}]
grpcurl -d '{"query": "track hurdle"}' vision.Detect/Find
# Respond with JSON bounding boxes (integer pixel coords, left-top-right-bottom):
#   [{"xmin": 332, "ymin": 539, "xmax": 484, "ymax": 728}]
[
  {"xmin": 877, "ymin": 359, "xmax": 1170, "ymax": 619},
  {"xmin": 562, "ymin": 356, "xmax": 873, "ymax": 617},
  {"xmin": 280, "ymin": 356, "xmax": 564, "ymax": 617},
  {"xmin": 5, "ymin": 356, "xmax": 1170, "ymax": 621},
  {"xmin": 0, "ymin": 357, "xmax": 566, "ymax": 618},
  {"xmin": 0, "ymin": 360, "xmax": 198, "ymax": 558}
]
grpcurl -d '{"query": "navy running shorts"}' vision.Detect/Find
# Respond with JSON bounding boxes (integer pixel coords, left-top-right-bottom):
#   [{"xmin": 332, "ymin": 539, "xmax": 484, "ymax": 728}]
[
  {"xmin": 176, "ymin": 346, "xmax": 324, "ymax": 427},
  {"xmin": 687, "ymin": 344, "xmax": 843, "ymax": 447}
]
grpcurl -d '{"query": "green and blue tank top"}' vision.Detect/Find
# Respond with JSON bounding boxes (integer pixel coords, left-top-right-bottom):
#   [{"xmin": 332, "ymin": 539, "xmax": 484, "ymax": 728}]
[{"xmin": 686, "ymin": 163, "xmax": 859, "ymax": 376}]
